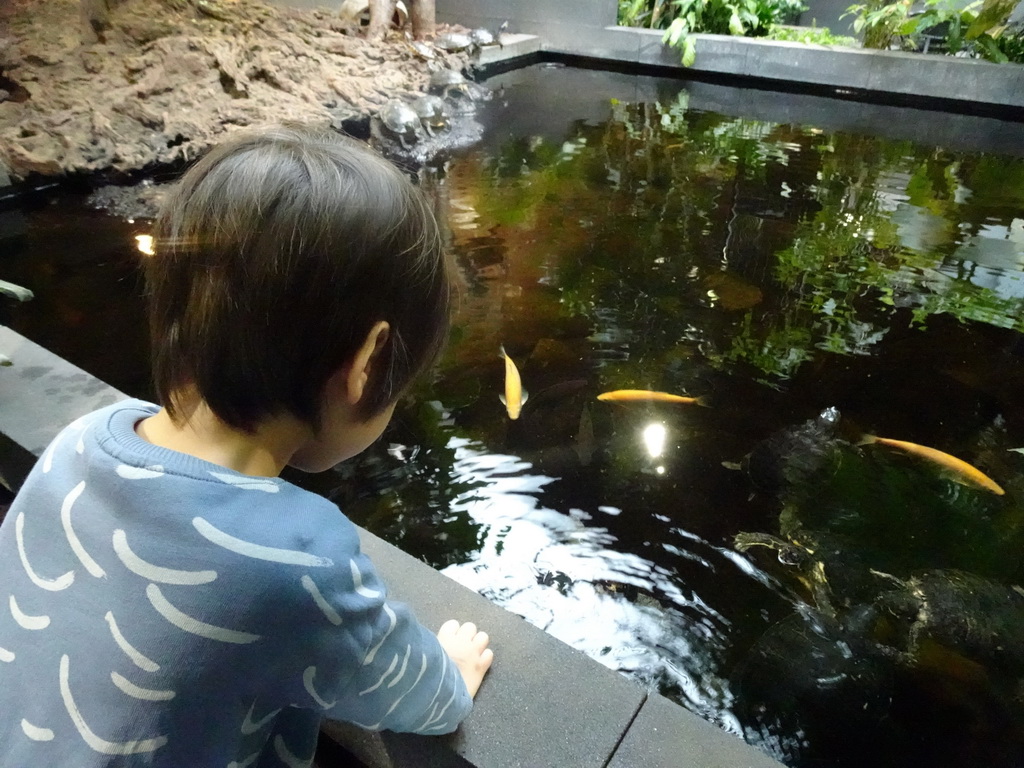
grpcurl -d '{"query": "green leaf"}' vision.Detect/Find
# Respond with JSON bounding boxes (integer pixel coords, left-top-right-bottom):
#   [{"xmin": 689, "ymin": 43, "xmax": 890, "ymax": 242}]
[
  {"xmin": 966, "ymin": 0, "xmax": 1016, "ymax": 38},
  {"xmin": 682, "ymin": 35, "xmax": 697, "ymax": 65},
  {"xmin": 842, "ymin": 3, "xmax": 866, "ymax": 20},
  {"xmin": 977, "ymin": 34, "xmax": 1009, "ymax": 60},
  {"xmin": 898, "ymin": 17, "xmax": 920, "ymax": 33},
  {"xmin": 664, "ymin": 18, "xmax": 687, "ymax": 45},
  {"xmin": 729, "ymin": 9, "xmax": 745, "ymax": 34}
]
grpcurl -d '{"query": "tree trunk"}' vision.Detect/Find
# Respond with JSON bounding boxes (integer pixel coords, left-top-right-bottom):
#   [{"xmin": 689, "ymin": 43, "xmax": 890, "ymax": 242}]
[
  {"xmin": 367, "ymin": 0, "xmax": 396, "ymax": 40},
  {"xmin": 410, "ymin": 0, "xmax": 435, "ymax": 40}
]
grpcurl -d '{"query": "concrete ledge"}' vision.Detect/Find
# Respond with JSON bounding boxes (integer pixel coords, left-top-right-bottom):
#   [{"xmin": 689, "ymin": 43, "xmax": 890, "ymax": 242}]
[
  {"xmin": 476, "ymin": 34, "xmax": 542, "ymax": 68},
  {"xmin": 577, "ymin": 29, "xmax": 1024, "ymax": 115},
  {"xmin": 0, "ymin": 325, "xmax": 784, "ymax": 767},
  {"xmin": 0, "ymin": 326, "xmax": 127, "ymax": 491},
  {"xmin": 439, "ymin": 0, "xmax": 1024, "ymax": 116}
]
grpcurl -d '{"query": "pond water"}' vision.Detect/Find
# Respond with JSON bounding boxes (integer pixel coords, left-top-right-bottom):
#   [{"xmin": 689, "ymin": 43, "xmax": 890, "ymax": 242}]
[{"xmin": 4, "ymin": 63, "xmax": 1024, "ymax": 768}]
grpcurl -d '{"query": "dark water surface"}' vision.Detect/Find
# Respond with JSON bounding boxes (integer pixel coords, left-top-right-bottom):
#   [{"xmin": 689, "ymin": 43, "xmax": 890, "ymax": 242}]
[{"xmin": 4, "ymin": 64, "xmax": 1024, "ymax": 767}]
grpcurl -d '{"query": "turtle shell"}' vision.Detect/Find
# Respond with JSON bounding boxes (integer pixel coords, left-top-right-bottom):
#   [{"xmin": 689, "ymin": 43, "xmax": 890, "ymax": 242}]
[
  {"xmin": 875, "ymin": 569, "xmax": 1024, "ymax": 673},
  {"xmin": 469, "ymin": 27, "xmax": 496, "ymax": 46},
  {"xmin": 411, "ymin": 94, "xmax": 447, "ymax": 120},
  {"xmin": 379, "ymin": 99, "xmax": 419, "ymax": 133},
  {"xmin": 435, "ymin": 32, "xmax": 472, "ymax": 52},
  {"xmin": 428, "ymin": 69, "xmax": 467, "ymax": 91}
]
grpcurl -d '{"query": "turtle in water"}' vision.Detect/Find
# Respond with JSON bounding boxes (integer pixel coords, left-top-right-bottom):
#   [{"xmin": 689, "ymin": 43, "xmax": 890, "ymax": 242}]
[
  {"xmin": 427, "ymin": 69, "xmax": 489, "ymax": 103},
  {"xmin": 731, "ymin": 607, "xmax": 896, "ymax": 766},
  {"xmin": 743, "ymin": 406, "xmax": 846, "ymax": 497},
  {"xmin": 410, "ymin": 95, "xmax": 449, "ymax": 137},
  {"xmin": 735, "ymin": 533, "xmax": 1024, "ymax": 764},
  {"xmin": 735, "ymin": 527, "xmax": 883, "ymax": 618},
  {"xmin": 867, "ymin": 569, "xmax": 1024, "ymax": 763},
  {"xmin": 377, "ymin": 99, "xmax": 421, "ymax": 150},
  {"xmin": 870, "ymin": 569, "xmax": 1024, "ymax": 674}
]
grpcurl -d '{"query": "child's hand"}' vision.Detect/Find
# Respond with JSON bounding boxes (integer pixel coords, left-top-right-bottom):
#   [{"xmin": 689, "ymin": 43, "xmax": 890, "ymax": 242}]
[{"xmin": 437, "ymin": 620, "xmax": 494, "ymax": 698}]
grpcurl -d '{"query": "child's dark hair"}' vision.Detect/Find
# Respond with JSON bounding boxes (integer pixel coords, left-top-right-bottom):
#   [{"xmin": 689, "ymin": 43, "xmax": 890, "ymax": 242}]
[{"xmin": 147, "ymin": 123, "xmax": 452, "ymax": 432}]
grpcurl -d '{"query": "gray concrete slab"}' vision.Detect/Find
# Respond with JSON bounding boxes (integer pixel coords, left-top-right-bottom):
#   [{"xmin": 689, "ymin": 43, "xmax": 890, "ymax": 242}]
[
  {"xmin": 635, "ymin": 27, "xmax": 681, "ymax": 69},
  {"xmin": 524, "ymin": 25, "xmax": 1024, "ymax": 112},
  {"xmin": 324, "ymin": 528, "xmax": 647, "ymax": 768},
  {"xmin": 687, "ymin": 34, "xmax": 754, "ymax": 76},
  {"xmin": 476, "ymin": 34, "xmax": 542, "ymax": 68},
  {"xmin": 543, "ymin": 22, "xmax": 642, "ymax": 61},
  {"xmin": 0, "ymin": 326, "xmax": 127, "ymax": 490},
  {"xmin": 607, "ymin": 693, "xmax": 785, "ymax": 768},
  {"xmin": 865, "ymin": 49, "xmax": 1022, "ymax": 108},
  {"xmin": 734, "ymin": 37, "xmax": 874, "ymax": 88}
]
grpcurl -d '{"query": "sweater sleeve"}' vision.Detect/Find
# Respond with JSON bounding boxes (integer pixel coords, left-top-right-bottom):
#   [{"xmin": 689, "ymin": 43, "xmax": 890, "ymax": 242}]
[{"xmin": 287, "ymin": 545, "xmax": 473, "ymax": 735}]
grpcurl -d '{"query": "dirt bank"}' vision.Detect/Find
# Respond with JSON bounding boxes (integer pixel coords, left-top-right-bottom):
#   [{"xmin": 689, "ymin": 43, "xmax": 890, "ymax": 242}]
[{"xmin": 0, "ymin": 0, "xmax": 469, "ymax": 184}]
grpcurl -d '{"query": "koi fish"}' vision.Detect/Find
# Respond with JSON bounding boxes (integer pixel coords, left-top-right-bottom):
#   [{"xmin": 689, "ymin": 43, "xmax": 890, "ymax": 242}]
[
  {"xmin": 499, "ymin": 346, "xmax": 527, "ymax": 420},
  {"xmin": 860, "ymin": 435, "xmax": 1005, "ymax": 495},
  {"xmin": 597, "ymin": 389, "xmax": 709, "ymax": 406}
]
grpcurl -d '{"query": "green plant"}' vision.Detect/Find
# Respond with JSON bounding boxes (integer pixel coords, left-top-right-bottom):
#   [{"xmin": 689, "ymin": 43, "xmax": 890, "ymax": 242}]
[
  {"xmin": 660, "ymin": 0, "xmax": 807, "ymax": 65},
  {"xmin": 765, "ymin": 23, "xmax": 858, "ymax": 45},
  {"xmin": 984, "ymin": 30, "xmax": 1024, "ymax": 62},
  {"xmin": 843, "ymin": 0, "xmax": 913, "ymax": 48},
  {"xmin": 619, "ymin": 0, "xmax": 676, "ymax": 28},
  {"xmin": 843, "ymin": 0, "xmax": 1024, "ymax": 60},
  {"xmin": 965, "ymin": 0, "xmax": 1024, "ymax": 62}
]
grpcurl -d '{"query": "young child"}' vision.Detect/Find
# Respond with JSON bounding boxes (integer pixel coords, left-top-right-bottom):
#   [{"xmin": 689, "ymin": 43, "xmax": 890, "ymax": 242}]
[{"xmin": 0, "ymin": 124, "xmax": 493, "ymax": 767}]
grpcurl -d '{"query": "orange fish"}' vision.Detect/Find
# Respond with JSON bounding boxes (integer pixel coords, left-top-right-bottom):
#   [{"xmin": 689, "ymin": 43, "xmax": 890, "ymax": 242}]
[
  {"xmin": 597, "ymin": 389, "xmax": 709, "ymax": 406},
  {"xmin": 861, "ymin": 435, "xmax": 1004, "ymax": 495}
]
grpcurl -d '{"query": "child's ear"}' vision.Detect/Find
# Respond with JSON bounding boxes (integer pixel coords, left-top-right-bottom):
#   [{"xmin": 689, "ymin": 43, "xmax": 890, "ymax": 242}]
[{"xmin": 345, "ymin": 321, "xmax": 390, "ymax": 406}]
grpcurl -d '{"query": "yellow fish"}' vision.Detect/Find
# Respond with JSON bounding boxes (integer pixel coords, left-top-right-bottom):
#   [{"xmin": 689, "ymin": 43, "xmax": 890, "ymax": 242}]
[
  {"xmin": 861, "ymin": 435, "xmax": 1005, "ymax": 495},
  {"xmin": 597, "ymin": 389, "xmax": 709, "ymax": 406},
  {"xmin": 499, "ymin": 346, "xmax": 527, "ymax": 420}
]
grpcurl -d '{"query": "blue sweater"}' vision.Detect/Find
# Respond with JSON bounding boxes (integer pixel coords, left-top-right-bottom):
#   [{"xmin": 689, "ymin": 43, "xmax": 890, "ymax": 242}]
[{"xmin": 0, "ymin": 399, "xmax": 471, "ymax": 767}]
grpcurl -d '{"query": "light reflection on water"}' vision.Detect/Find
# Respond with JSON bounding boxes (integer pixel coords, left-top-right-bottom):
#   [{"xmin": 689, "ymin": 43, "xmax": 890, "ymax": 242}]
[{"xmin": 435, "ymin": 435, "xmax": 788, "ymax": 725}]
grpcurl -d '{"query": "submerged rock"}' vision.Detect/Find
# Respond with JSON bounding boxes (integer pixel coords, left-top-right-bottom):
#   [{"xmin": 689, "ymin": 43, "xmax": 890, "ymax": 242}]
[{"xmin": 87, "ymin": 179, "xmax": 168, "ymax": 220}]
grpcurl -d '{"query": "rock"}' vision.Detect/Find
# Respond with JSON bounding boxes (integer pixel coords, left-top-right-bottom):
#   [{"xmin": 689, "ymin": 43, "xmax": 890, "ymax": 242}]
[
  {"xmin": 3, "ymin": 138, "xmax": 63, "ymax": 177},
  {"xmin": 79, "ymin": 49, "xmax": 106, "ymax": 74},
  {"xmin": 112, "ymin": 99, "xmax": 164, "ymax": 130},
  {"xmin": 0, "ymin": 0, "xmax": 472, "ymax": 182}
]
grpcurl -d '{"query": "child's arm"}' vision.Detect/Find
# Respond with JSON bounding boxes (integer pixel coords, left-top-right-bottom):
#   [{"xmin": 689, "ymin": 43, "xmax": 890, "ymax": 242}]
[
  {"xmin": 435, "ymin": 620, "xmax": 494, "ymax": 698},
  {"xmin": 297, "ymin": 545, "xmax": 492, "ymax": 735}
]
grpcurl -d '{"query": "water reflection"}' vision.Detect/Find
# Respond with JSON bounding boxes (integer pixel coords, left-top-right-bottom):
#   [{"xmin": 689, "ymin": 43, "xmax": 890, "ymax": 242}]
[
  {"xmin": 437, "ymin": 436, "xmax": 783, "ymax": 724},
  {"xmin": 395, "ymin": 64, "xmax": 1024, "ymax": 766}
]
